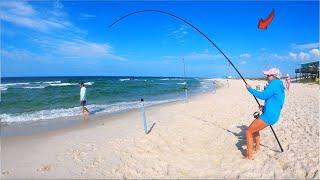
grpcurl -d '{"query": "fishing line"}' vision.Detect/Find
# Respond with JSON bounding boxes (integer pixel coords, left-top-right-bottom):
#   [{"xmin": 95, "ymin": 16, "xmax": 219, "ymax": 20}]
[{"xmin": 109, "ymin": 9, "xmax": 283, "ymax": 152}]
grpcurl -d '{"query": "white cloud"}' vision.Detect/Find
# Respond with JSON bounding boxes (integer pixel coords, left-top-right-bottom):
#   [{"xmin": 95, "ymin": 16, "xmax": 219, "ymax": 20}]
[
  {"xmin": 309, "ymin": 49, "xmax": 320, "ymax": 57},
  {"xmin": 291, "ymin": 42, "xmax": 319, "ymax": 50},
  {"xmin": 271, "ymin": 54, "xmax": 289, "ymax": 60},
  {"xmin": 168, "ymin": 24, "xmax": 189, "ymax": 41},
  {"xmin": 256, "ymin": 43, "xmax": 319, "ymax": 63},
  {"xmin": 239, "ymin": 60, "xmax": 247, "ymax": 65},
  {"xmin": 55, "ymin": 39, "xmax": 127, "ymax": 61},
  {"xmin": 261, "ymin": 50, "xmax": 316, "ymax": 62},
  {"xmin": 239, "ymin": 53, "xmax": 251, "ymax": 59},
  {"xmin": 57, "ymin": 39, "xmax": 111, "ymax": 58},
  {"xmin": 31, "ymin": 36, "xmax": 127, "ymax": 61},
  {"xmin": 0, "ymin": 1, "xmax": 71, "ymax": 32},
  {"xmin": 1, "ymin": 1, "xmax": 126, "ymax": 62},
  {"xmin": 238, "ymin": 53, "xmax": 251, "ymax": 65},
  {"xmin": 105, "ymin": 54, "xmax": 127, "ymax": 61},
  {"xmin": 1, "ymin": 1, "xmax": 35, "ymax": 16},
  {"xmin": 1, "ymin": 49, "xmax": 47, "ymax": 61},
  {"xmin": 298, "ymin": 52, "xmax": 310, "ymax": 61},
  {"xmin": 289, "ymin": 52, "xmax": 297, "ymax": 60},
  {"xmin": 79, "ymin": 13, "xmax": 96, "ymax": 20},
  {"xmin": 3, "ymin": 40, "xmax": 127, "ymax": 62},
  {"xmin": 53, "ymin": 0, "xmax": 64, "ymax": 9}
]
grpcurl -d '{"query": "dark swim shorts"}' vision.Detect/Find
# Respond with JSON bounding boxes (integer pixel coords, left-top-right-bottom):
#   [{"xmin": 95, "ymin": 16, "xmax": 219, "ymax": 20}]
[{"xmin": 80, "ymin": 100, "xmax": 86, "ymax": 106}]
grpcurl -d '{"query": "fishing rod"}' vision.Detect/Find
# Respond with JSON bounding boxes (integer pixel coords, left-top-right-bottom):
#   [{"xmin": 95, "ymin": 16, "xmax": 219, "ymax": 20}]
[{"xmin": 109, "ymin": 9, "xmax": 283, "ymax": 152}]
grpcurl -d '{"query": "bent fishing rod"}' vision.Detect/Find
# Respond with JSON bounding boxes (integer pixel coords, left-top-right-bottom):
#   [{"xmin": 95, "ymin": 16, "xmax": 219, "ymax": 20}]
[{"xmin": 109, "ymin": 9, "xmax": 283, "ymax": 152}]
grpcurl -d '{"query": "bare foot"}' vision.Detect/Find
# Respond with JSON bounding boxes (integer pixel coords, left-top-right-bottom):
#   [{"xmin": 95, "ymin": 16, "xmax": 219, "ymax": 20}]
[
  {"xmin": 254, "ymin": 145, "xmax": 260, "ymax": 152},
  {"xmin": 242, "ymin": 156, "xmax": 254, "ymax": 160}
]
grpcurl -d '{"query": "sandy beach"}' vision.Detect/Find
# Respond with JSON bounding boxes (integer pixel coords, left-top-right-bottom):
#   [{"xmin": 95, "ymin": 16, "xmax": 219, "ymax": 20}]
[{"xmin": 1, "ymin": 79, "xmax": 319, "ymax": 179}]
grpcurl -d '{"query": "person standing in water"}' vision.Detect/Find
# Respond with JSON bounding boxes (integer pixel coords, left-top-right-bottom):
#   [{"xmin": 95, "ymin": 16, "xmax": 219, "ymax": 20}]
[
  {"xmin": 80, "ymin": 82, "xmax": 90, "ymax": 115},
  {"xmin": 245, "ymin": 68, "xmax": 285, "ymax": 160}
]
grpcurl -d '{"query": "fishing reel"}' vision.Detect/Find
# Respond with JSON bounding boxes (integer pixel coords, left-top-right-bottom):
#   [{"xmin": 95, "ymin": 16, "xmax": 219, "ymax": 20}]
[
  {"xmin": 253, "ymin": 111, "xmax": 260, "ymax": 119},
  {"xmin": 253, "ymin": 105, "xmax": 264, "ymax": 119}
]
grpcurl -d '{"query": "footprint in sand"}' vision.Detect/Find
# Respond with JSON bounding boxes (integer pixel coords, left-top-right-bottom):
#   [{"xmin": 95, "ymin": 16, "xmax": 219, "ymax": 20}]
[
  {"xmin": 1, "ymin": 170, "xmax": 10, "ymax": 176},
  {"xmin": 37, "ymin": 165, "xmax": 53, "ymax": 172}
]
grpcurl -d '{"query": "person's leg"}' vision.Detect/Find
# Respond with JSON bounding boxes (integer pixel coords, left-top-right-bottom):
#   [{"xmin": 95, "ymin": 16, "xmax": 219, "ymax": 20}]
[
  {"xmin": 253, "ymin": 131, "xmax": 260, "ymax": 151},
  {"xmin": 83, "ymin": 106, "xmax": 90, "ymax": 114},
  {"xmin": 81, "ymin": 106, "xmax": 85, "ymax": 115},
  {"xmin": 81, "ymin": 101, "xmax": 89, "ymax": 115},
  {"xmin": 245, "ymin": 118, "xmax": 268, "ymax": 160},
  {"xmin": 80, "ymin": 101, "xmax": 84, "ymax": 114}
]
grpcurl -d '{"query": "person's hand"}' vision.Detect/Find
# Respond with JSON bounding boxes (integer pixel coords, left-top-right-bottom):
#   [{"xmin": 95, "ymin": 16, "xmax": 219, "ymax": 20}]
[
  {"xmin": 259, "ymin": 105, "xmax": 264, "ymax": 112},
  {"xmin": 245, "ymin": 84, "xmax": 251, "ymax": 89}
]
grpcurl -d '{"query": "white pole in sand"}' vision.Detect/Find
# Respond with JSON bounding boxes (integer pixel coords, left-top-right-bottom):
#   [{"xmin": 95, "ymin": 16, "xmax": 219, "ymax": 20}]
[
  {"xmin": 226, "ymin": 62, "xmax": 230, "ymax": 88},
  {"xmin": 140, "ymin": 98, "xmax": 148, "ymax": 134},
  {"xmin": 183, "ymin": 58, "xmax": 188, "ymax": 102}
]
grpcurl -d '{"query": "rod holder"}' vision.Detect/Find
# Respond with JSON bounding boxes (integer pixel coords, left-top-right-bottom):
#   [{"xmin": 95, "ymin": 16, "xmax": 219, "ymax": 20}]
[{"xmin": 140, "ymin": 98, "xmax": 148, "ymax": 134}]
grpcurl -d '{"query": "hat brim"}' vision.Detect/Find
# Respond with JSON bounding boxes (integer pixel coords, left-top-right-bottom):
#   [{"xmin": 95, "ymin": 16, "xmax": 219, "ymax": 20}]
[{"xmin": 263, "ymin": 71, "xmax": 275, "ymax": 75}]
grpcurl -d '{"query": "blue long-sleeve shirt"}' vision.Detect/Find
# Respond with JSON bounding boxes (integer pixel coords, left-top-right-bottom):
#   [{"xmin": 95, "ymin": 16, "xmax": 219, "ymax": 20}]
[{"xmin": 248, "ymin": 79, "xmax": 285, "ymax": 125}]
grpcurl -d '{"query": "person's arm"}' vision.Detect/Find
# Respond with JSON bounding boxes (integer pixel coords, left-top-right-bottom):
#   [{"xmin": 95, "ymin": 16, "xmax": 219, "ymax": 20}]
[{"xmin": 247, "ymin": 82, "xmax": 274, "ymax": 100}]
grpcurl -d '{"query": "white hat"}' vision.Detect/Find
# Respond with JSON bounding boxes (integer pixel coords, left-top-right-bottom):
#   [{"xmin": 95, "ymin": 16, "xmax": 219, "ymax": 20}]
[{"xmin": 263, "ymin": 68, "xmax": 281, "ymax": 79}]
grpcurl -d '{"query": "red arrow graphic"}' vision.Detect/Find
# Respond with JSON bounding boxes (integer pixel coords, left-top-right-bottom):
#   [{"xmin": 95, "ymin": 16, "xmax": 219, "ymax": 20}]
[{"xmin": 258, "ymin": 9, "xmax": 275, "ymax": 30}]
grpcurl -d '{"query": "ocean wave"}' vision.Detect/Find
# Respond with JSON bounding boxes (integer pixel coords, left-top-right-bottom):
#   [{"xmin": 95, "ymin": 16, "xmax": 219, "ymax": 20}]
[
  {"xmin": 119, "ymin": 78, "xmax": 130, "ymax": 81},
  {"xmin": 1, "ymin": 81, "xmax": 94, "ymax": 89},
  {"xmin": 48, "ymin": 82, "xmax": 94, "ymax": 87},
  {"xmin": 2, "ymin": 82, "xmax": 30, "ymax": 86},
  {"xmin": 176, "ymin": 82, "xmax": 187, "ymax": 85},
  {"xmin": 160, "ymin": 78, "xmax": 185, "ymax": 81},
  {"xmin": 49, "ymin": 83, "xmax": 76, "ymax": 87},
  {"xmin": 199, "ymin": 80, "xmax": 214, "ymax": 92},
  {"xmin": 0, "ymin": 107, "xmax": 81, "ymax": 123},
  {"xmin": 43, "ymin": 81, "xmax": 62, "ymax": 84},
  {"xmin": 0, "ymin": 87, "xmax": 8, "ymax": 91},
  {"xmin": 84, "ymin": 82, "xmax": 94, "ymax": 86},
  {"xmin": 171, "ymin": 78, "xmax": 185, "ymax": 81},
  {"xmin": 0, "ymin": 99, "xmax": 182, "ymax": 124},
  {"xmin": 203, "ymin": 78, "xmax": 214, "ymax": 81},
  {"xmin": 134, "ymin": 79, "xmax": 148, "ymax": 82},
  {"xmin": 23, "ymin": 86, "xmax": 47, "ymax": 89}
]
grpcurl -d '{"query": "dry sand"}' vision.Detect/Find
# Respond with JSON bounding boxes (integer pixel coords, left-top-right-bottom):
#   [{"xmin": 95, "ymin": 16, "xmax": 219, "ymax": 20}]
[{"xmin": 1, "ymin": 79, "xmax": 319, "ymax": 179}]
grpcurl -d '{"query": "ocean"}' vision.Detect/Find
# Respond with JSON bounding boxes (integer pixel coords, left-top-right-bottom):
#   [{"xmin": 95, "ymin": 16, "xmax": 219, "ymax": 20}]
[{"xmin": 0, "ymin": 76, "xmax": 214, "ymax": 124}]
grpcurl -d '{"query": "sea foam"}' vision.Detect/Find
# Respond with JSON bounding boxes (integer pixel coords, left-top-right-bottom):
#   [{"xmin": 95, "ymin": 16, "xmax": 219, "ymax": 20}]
[{"xmin": 0, "ymin": 99, "xmax": 181, "ymax": 124}]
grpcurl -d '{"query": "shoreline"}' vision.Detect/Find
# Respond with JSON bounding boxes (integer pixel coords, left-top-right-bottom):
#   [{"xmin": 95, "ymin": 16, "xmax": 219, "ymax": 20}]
[
  {"xmin": 1, "ymin": 78, "xmax": 318, "ymax": 179},
  {"xmin": 1, "ymin": 79, "xmax": 220, "ymax": 137},
  {"xmin": 1, "ymin": 76, "xmax": 213, "ymax": 125}
]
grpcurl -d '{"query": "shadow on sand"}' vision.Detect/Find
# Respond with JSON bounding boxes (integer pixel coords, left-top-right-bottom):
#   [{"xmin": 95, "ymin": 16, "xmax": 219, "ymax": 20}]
[
  {"xmin": 226, "ymin": 125, "xmax": 248, "ymax": 156},
  {"xmin": 147, "ymin": 122, "xmax": 156, "ymax": 134},
  {"xmin": 226, "ymin": 125, "xmax": 281, "ymax": 155}
]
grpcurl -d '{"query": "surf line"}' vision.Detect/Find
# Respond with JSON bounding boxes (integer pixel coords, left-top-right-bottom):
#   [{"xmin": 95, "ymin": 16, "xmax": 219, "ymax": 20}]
[{"xmin": 109, "ymin": 9, "xmax": 283, "ymax": 152}]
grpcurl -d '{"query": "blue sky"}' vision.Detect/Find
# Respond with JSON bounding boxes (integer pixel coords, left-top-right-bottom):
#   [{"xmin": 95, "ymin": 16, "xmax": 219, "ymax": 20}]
[{"xmin": 1, "ymin": 1, "xmax": 319, "ymax": 77}]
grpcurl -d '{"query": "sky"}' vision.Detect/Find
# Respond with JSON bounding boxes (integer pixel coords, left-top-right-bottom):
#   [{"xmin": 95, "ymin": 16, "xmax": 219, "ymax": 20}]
[{"xmin": 1, "ymin": 0, "xmax": 319, "ymax": 77}]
